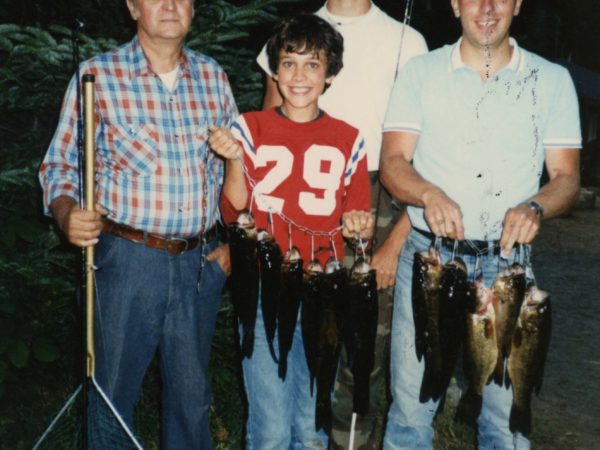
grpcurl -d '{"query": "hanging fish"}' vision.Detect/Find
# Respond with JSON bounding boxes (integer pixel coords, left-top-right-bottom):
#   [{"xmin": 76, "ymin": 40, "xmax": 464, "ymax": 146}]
[
  {"xmin": 491, "ymin": 263, "xmax": 526, "ymax": 385},
  {"xmin": 506, "ymin": 285, "xmax": 552, "ymax": 436},
  {"xmin": 301, "ymin": 259, "xmax": 324, "ymax": 394},
  {"xmin": 228, "ymin": 210, "xmax": 259, "ymax": 358},
  {"xmin": 314, "ymin": 257, "xmax": 348, "ymax": 433},
  {"xmin": 257, "ymin": 229, "xmax": 283, "ymax": 364},
  {"xmin": 344, "ymin": 257, "xmax": 378, "ymax": 416},
  {"xmin": 455, "ymin": 277, "xmax": 498, "ymax": 426},
  {"xmin": 412, "ymin": 247, "xmax": 444, "ymax": 403},
  {"xmin": 437, "ymin": 257, "xmax": 469, "ymax": 402},
  {"xmin": 277, "ymin": 246, "xmax": 304, "ymax": 380}
]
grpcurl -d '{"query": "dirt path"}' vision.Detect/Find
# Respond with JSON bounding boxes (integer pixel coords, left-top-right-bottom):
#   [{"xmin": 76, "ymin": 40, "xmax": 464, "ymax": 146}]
[{"xmin": 528, "ymin": 203, "xmax": 600, "ymax": 448}]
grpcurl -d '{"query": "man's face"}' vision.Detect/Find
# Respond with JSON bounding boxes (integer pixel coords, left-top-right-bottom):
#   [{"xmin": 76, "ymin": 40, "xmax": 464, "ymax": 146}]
[
  {"xmin": 127, "ymin": 0, "xmax": 193, "ymax": 43},
  {"xmin": 451, "ymin": 0, "xmax": 523, "ymax": 51}
]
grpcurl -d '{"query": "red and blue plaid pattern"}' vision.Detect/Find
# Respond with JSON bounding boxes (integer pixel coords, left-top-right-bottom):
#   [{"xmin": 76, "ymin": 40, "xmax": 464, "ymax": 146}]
[{"xmin": 40, "ymin": 37, "xmax": 238, "ymax": 237}]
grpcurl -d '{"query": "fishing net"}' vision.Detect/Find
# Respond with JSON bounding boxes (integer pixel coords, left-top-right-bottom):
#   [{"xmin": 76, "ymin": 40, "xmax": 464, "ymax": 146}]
[{"xmin": 32, "ymin": 377, "xmax": 144, "ymax": 450}]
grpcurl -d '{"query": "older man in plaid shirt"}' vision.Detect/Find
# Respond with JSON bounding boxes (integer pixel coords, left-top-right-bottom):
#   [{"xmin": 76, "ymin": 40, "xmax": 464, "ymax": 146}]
[{"xmin": 39, "ymin": 0, "xmax": 237, "ymax": 448}]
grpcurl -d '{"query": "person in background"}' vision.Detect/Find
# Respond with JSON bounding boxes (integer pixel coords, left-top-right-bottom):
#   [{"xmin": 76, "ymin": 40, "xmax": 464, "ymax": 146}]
[
  {"xmin": 38, "ymin": 0, "xmax": 237, "ymax": 448},
  {"xmin": 380, "ymin": 0, "xmax": 580, "ymax": 448},
  {"xmin": 257, "ymin": 1, "xmax": 428, "ymax": 447}
]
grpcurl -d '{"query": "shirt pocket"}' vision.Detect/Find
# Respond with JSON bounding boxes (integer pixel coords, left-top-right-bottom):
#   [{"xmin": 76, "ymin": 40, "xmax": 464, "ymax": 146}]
[{"xmin": 104, "ymin": 122, "xmax": 158, "ymax": 177}]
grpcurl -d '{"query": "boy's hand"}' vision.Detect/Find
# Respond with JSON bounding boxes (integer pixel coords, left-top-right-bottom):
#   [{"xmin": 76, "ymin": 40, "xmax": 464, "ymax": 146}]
[
  {"xmin": 208, "ymin": 125, "xmax": 242, "ymax": 160},
  {"xmin": 341, "ymin": 210, "xmax": 374, "ymax": 240}
]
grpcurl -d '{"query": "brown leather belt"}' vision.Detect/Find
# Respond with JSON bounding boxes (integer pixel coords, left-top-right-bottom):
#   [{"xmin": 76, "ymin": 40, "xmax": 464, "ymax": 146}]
[{"xmin": 102, "ymin": 219, "xmax": 216, "ymax": 255}]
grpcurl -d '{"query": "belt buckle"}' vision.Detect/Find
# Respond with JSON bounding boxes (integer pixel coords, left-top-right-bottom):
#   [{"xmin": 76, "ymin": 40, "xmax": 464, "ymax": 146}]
[{"xmin": 165, "ymin": 237, "xmax": 188, "ymax": 255}]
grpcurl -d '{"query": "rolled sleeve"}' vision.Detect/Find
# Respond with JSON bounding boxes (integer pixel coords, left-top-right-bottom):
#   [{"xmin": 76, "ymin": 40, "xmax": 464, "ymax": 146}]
[{"xmin": 38, "ymin": 75, "xmax": 81, "ymax": 216}]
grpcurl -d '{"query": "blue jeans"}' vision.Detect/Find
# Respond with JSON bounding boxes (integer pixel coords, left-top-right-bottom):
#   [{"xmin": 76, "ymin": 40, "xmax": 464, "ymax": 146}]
[
  {"xmin": 242, "ymin": 297, "xmax": 328, "ymax": 450},
  {"xmin": 93, "ymin": 232, "xmax": 226, "ymax": 450},
  {"xmin": 383, "ymin": 230, "xmax": 530, "ymax": 450}
]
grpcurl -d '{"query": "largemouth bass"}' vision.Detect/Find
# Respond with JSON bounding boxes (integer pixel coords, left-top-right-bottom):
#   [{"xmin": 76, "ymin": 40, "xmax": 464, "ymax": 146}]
[
  {"xmin": 228, "ymin": 210, "xmax": 258, "ymax": 359},
  {"xmin": 345, "ymin": 257, "xmax": 378, "ymax": 415},
  {"xmin": 438, "ymin": 257, "xmax": 469, "ymax": 402},
  {"xmin": 455, "ymin": 277, "xmax": 497, "ymax": 426},
  {"xmin": 277, "ymin": 247, "xmax": 303, "ymax": 380},
  {"xmin": 314, "ymin": 258, "xmax": 348, "ymax": 432},
  {"xmin": 507, "ymin": 285, "xmax": 552, "ymax": 436},
  {"xmin": 491, "ymin": 263, "xmax": 526, "ymax": 385},
  {"xmin": 257, "ymin": 229, "xmax": 283, "ymax": 364},
  {"xmin": 412, "ymin": 247, "xmax": 443, "ymax": 402},
  {"xmin": 301, "ymin": 259, "xmax": 324, "ymax": 394}
]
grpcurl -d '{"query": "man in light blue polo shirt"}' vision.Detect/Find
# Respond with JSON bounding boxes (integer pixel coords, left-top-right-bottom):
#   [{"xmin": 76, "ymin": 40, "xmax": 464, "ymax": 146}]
[{"xmin": 379, "ymin": 0, "xmax": 581, "ymax": 449}]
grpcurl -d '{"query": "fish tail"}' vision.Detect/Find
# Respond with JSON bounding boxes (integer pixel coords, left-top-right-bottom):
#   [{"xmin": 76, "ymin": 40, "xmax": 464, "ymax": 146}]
[
  {"xmin": 492, "ymin": 355, "xmax": 505, "ymax": 386},
  {"xmin": 267, "ymin": 339, "xmax": 279, "ymax": 364},
  {"xmin": 419, "ymin": 365, "xmax": 442, "ymax": 403},
  {"xmin": 509, "ymin": 403, "xmax": 532, "ymax": 436},
  {"xmin": 277, "ymin": 352, "xmax": 288, "ymax": 380},
  {"xmin": 241, "ymin": 328, "xmax": 255, "ymax": 358},
  {"xmin": 455, "ymin": 389, "xmax": 483, "ymax": 427},
  {"xmin": 314, "ymin": 398, "xmax": 332, "ymax": 433}
]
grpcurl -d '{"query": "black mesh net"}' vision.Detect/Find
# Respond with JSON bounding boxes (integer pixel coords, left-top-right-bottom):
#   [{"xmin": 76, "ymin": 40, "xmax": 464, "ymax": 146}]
[{"xmin": 33, "ymin": 378, "xmax": 144, "ymax": 450}]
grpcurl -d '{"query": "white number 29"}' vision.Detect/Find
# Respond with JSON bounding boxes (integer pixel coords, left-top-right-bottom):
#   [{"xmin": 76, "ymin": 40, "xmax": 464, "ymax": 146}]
[{"xmin": 252, "ymin": 144, "xmax": 345, "ymax": 216}]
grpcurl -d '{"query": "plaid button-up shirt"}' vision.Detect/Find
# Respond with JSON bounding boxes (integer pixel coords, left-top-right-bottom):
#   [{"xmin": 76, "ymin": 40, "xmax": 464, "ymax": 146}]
[{"xmin": 40, "ymin": 37, "xmax": 238, "ymax": 237}]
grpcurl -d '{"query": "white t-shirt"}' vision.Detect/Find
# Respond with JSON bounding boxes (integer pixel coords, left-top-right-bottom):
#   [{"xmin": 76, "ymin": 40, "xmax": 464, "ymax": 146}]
[{"xmin": 257, "ymin": 2, "xmax": 428, "ymax": 170}]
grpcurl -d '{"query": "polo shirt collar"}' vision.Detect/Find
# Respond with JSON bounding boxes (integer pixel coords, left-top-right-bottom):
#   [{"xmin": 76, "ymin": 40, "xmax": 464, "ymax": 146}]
[
  {"xmin": 128, "ymin": 36, "xmax": 194, "ymax": 80},
  {"xmin": 450, "ymin": 37, "xmax": 526, "ymax": 76}
]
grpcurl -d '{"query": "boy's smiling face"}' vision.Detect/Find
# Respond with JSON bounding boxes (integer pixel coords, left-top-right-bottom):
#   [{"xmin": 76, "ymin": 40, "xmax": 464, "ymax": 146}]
[{"xmin": 274, "ymin": 49, "xmax": 334, "ymax": 123}]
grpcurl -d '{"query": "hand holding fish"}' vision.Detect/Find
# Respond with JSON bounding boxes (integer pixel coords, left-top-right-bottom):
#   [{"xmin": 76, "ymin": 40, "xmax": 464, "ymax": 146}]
[
  {"xmin": 499, "ymin": 202, "xmax": 541, "ymax": 258},
  {"xmin": 208, "ymin": 125, "xmax": 242, "ymax": 160},
  {"xmin": 421, "ymin": 186, "xmax": 464, "ymax": 240},
  {"xmin": 341, "ymin": 210, "xmax": 375, "ymax": 241}
]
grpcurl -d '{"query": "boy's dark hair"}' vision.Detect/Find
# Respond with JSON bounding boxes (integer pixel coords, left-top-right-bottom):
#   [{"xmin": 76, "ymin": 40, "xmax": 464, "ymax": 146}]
[{"xmin": 266, "ymin": 14, "xmax": 344, "ymax": 78}]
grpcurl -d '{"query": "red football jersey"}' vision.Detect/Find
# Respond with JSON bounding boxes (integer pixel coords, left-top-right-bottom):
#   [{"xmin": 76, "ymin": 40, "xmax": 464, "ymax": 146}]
[{"xmin": 221, "ymin": 108, "xmax": 370, "ymax": 266}]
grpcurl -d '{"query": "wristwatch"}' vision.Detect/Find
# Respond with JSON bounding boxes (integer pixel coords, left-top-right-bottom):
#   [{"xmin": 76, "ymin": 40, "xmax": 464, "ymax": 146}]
[{"xmin": 527, "ymin": 200, "xmax": 544, "ymax": 219}]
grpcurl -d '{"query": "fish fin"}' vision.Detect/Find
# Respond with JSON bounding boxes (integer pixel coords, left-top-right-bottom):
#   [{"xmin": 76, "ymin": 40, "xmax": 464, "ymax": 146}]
[{"xmin": 509, "ymin": 403, "xmax": 532, "ymax": 436}]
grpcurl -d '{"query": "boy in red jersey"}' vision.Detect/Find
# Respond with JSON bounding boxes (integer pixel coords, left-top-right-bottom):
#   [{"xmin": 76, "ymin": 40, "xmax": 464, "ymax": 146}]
[{"xmin": 210, "ymin": 14, "xmax": 374, "ymax": 449}]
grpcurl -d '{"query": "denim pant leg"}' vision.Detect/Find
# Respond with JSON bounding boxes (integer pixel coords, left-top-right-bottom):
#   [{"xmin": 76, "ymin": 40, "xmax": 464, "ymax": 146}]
[
  {"xmin": 384, "ymin": 231, "xmax": 439, "ymax": 450},
  {"xmin": 93, "ymin": 234, "xmax": 225, "ymax": 450},
  {"xmin": 477, "ymin": 253, "xmax": 530, "ymax": 450},
  {"xmin": 159, "ymin": 239, "xmax": 225, "ymax": 450},
  {"xmin": 94, "ymin": 233, "xmax": 167, "ymax": 428},
  {"xmin": 243, "ymin": 299, "xmax": 328, "ymax": 450}
]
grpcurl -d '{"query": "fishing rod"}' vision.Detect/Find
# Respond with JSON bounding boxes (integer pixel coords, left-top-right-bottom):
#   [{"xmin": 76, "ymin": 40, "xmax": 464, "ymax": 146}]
[{"xmin": 349, "ymin": 0, "xmax": 416, "ymax": 448}]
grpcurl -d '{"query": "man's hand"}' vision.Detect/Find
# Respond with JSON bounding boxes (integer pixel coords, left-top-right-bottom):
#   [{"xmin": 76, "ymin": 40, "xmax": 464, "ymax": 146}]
[
  {"xmin": 341, "ymin": 210, "xmax": 375, "ymax": 241},
  {"xmin": 371, "ymin": 241, "xmax": 400, "ymax": 289},
  {"xmin": 370, "ymin": 211, "xmax": 411, "ymax": 289},
  {"xmin": 206, "ymin": 243, "xmax": 231, "ymax": 276},
  {"xmin": 51, "ymin": 196, "xmax": 106, "ymax": 248},
  {"xmin": 499, "ymin": 203, "xmax": 541, "ymax": 258},
  {"xmin": 422, "ymin": 187, "xmax": 464, "ymax": 240},
  {"xmin": 208, "ymin": 125, "xmax": 242, "ymax": 160}
]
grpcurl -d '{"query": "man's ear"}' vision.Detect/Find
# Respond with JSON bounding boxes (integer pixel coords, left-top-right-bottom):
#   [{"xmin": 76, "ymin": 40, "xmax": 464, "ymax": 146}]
[
  {"xmin": 126, "ymin": 0, "xmax": 140, "ymax": 20},
  {"xmin": 450, "ymin": 0, "xmax": 460, "ymax": 18},
  {"xmin": 514, "ymin": 0, "xmax": 524, "ymax": 16}
]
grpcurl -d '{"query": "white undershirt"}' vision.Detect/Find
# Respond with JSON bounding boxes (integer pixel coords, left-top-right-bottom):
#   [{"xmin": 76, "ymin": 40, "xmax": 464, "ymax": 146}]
[{"xmin": 158, "ymin": 67, "xmax": 179, "ymax": 91}]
